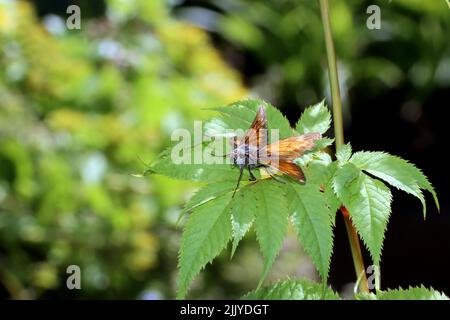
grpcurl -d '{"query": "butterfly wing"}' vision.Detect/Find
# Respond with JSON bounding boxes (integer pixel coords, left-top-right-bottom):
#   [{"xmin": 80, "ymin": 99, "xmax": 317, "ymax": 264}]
[
  {"xmin": 265, "ymin": 160, "xmax": 307, "ymax": 182},
  {"xmin": 232, "ymin": 105, "xmax": 268, "ymax": 149},
  {"xmin": 259, "ymin": 132, "xmax": 321, "ymax": 181},
  {"xmin": 263, "ymin": 133, "xmax": 321, "ymax": 160}
]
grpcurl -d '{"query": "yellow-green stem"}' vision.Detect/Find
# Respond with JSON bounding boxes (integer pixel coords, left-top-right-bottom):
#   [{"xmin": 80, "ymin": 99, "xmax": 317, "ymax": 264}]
[{"xmin": 318, "ymin": 0, "xmax": 369, "ymax": 293}]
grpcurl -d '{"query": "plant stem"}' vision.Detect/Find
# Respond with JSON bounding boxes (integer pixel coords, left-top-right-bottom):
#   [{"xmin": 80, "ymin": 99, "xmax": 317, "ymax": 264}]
[
  {"xmin": 319, "ymin": 0, "xmax": 344, "ymax": 148},
  {"xmin": 341, "ymin": 207, "xmax": 369, "ymax": 293},
  {"xmin": 318, "ymin": 0, "xmax": 369, "ymax": 293}
]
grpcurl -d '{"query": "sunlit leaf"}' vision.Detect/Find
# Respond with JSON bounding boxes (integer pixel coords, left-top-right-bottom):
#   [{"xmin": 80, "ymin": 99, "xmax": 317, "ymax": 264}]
[
  {"xmin": 334, "ymin": 168, "xmax": 392, "ymax": 265},
  {"xmin": 295, "ymin": 100, "xmax": 331, "ymax": 135},
  {"xmin": 350, "ymin": 151, "xmax": 438, "ymax": 217},
  {"xmin": 357, "ymin": 286, "xmax": 449, "ymax": 300},
  {"xmin": 177, "ymin": 192, "xmax": 233, "ymax": 299},
  {"xmin": 253, "ymin": 179, "xmax": 289, "ymax": 288},
  {"xmin": 287, "ymin": 183, "xmax": 334, "ymax": 282},
  {"xmin": 242, "ymin": 279, "xmax": 340, "ymax": 300}
]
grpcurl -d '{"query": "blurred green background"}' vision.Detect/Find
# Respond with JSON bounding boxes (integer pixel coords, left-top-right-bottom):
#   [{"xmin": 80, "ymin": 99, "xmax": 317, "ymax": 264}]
[{"xmin": 0, "ymin": 0, "xmax": 449, "ymax": 299}]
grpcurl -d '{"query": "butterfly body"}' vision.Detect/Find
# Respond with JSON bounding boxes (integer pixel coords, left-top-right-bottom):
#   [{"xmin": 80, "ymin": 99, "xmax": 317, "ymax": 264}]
[
  {"xmin": 231, "ymin": 144, "xmax": 260, "ymax": 169},
  {"xmin": 229, "ymin": 105, "xmax": 321, "ymax": 196}
]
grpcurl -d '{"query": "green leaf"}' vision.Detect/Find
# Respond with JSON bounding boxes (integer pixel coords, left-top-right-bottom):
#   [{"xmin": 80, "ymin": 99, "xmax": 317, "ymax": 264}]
[
  {"xmin": 350, "ymin": 151, "xmax": 438, "ymax": 217},
  {"xmin": 203, "ymin": 116, "xmax": 245, "ymax": 138},
  {"xmin": 322, "ymin": 162, "xmax": 340, "ymax": 221},
  {"xmin": 176, "ymin": 181, "xmax": 236, "ymax": 225},
  {"xmin": 357, "ymin": 286, "xmax": 449, "ymax": 300},
  {"xmin": 410, "ymin": 167, "xmax": 440, "ymax": 212},
  {"xmin": 242, "ymin": 279, "xmax": 340, "ymax": 300},
  {"xmin": 183, "ymin": 181, "xmax": 237, "ymax": 213},
  {"xmin": 313, "ymin": 137, "xmax": 334, "ymax": 149},
  {"xmin": 295, "ymin": 100, "xmax": 331, "ymax": 135},
  {"xmin": 332, "ymin": 162, "xmax": 361, "ymax": 198},
  {"xmin": 297, "ymin": 153, "xmax": 339, "ymax": 222},
  {"xmin": 151, "ymin": 158, "xmax": 241, "ymax": 182},
  {"xmin": 287, "ymin": 183, "xmax": 334, "ymax": 282},
  {"xmin": 253, "ymin": 179, "xmax": 289, "ymax": 288},
  {"xmin": 150, "ymin": 141, "xmax": 250, "ymax": 182},
  {"xmin": 336, "ymin": 143, "xmax": 352, "ymax": 163},
  {"xmin": 177, "ymin": 192, "xmax": 233, "ymax": 299},
  {"xmin": 210, "ymin": 99, "xmax": 293, "ymax": 140},
  {"xmin": 297, "ymin": 151, "xmax": 332, "ymax": 184},
  {"xmin": 229, "ymin": 184, "xmax": 257, "ymax": 258},
  {"xmin": 335, "ymin": 170, "xmax": 392, "ymax": 265}
]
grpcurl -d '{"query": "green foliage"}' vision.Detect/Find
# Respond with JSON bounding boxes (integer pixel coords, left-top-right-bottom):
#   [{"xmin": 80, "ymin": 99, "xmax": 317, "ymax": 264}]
[
  {"xmin": 332, "ymin": 162, "xmax": 361, "ymax": 197},
  {"xmin": 335, "ymin": 171, "xmax": 392, "ymax": 265},
  {"xmin": 252, "ymin": 180, "xmax": 289, "ymax": 288},
  {"xmin": 177, "ymin": 178, "xmax": 292, "ymax": 298},
  {"xmin": 178, "ymin": 191, "xmax": 233, "ymax": 299},
  {"xmin": 330, "ymin": 147, "xmax": 440, "ymax": 266},
  {"xmin": 230, "ymin": 184, "xmax": 257, "ymax": 258},
  {"xmin": 301, "ymin": 156, "xmax": 340, "ymax": 220},
  {"xmin": 151, "ymin": 151, "xmax": 245, "ymax": 182},
  {"xmin": 336, "ymin": 144, "xmax": 352, "ymax": 164},
  {"xmin": 242, "ymin": 279, "xmax": 340, "ymax": 300},
  {"xmin": 357, "ymin": 286, "xmax": 449, "ymax": 300},
  {"xmin": 350, "ymin": 152, "xmax": 439, "ymax": 217},
  {"xmin": 350, "ymin": 175, "xmax": 391, "ymax": 266},
  {"xmin": 295, "ymin": 100, "xmax": 331, "ymax": 135},
  {"xmin": 209, "ymin": 100, "xmax": 293, "ymax": 140},
  {"xmin": 183, "ymin": 181, "xmax": 237, "ymax": 214},
  {"xmin": 179, "ymin": 181, "xmax": 237, "ymax": 224},
  {"xmin": 323, "ymin": 169, "xmax": 341, "ymax": 221},
  {"xmin": 287, "ymin": 183, "xmax": 334, "ymax": 282},
  {"xmin": 297, "ymin": 151, "xmax": 333, "ymax": 185},
  {"xmin": 1, "ymin": 0, "xmax": 446, "ymax": 301},
  {"xmin": 170, "ymin": 101, "xmax": 333, "ymax": 297},
  {"xmin": 151, "ymin": 99, "xmax": 440, "ymax": 299}
]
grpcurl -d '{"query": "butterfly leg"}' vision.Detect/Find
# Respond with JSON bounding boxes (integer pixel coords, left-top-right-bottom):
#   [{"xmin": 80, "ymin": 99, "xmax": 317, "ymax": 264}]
[
  {"xmin": 269, "ymin": 173, "xmax": 286, "ymax": 184},
  {"xmin": 232, "ymin": 166, "xmax": 244, "ymax": 198},
  {"xmin": 263, "ymin": 167, "xmax": 286, "ymax": 184},
  {"xmin": 248, "ymin": 168, "xmax": 257, "ymax": 181}
]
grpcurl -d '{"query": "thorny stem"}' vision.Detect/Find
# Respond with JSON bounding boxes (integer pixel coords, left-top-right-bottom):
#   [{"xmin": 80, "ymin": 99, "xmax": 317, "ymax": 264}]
[{"xmin": 319, "ymin": 0, "xmax": 369, "ymax": 293}]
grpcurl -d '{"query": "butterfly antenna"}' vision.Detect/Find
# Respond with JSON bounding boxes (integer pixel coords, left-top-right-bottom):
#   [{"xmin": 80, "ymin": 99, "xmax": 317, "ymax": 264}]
[{"xmin": 210, "ymin": 151, "xmax": 230, "ymax": 158}]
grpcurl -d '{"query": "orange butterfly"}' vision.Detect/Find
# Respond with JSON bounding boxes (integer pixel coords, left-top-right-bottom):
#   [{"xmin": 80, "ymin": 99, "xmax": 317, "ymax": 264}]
[{"xmin": 230, "ymin": 106, "xmax": 321, "ymax": 196}]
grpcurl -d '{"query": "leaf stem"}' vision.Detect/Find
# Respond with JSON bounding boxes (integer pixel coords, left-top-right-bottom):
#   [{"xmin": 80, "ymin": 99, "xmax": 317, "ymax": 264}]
[
  {"xmin": 341, "ymin": 207, "xmax": 369, "ymax": 293},
  {"xmin": 318, "ymin": 0, "xmax": 369, "ymax": 293}
]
